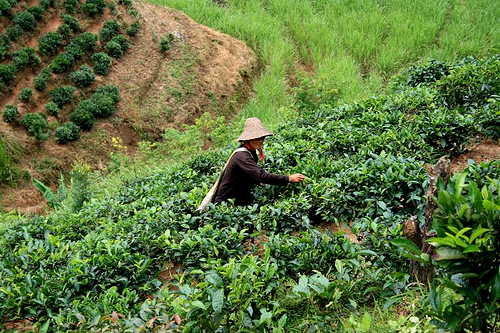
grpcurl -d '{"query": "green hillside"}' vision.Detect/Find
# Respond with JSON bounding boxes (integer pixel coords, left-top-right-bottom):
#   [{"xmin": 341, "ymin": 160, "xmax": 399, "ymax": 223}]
[{"xmin": 1, "ymin": 0, "xmax": 500, "ymax": 331}]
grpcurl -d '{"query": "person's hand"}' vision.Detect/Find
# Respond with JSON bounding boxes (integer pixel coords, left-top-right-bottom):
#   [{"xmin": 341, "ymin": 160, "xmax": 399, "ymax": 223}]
[{"xmin": 289, "ymin": 173, "xmax": 305, "ymax": 183}]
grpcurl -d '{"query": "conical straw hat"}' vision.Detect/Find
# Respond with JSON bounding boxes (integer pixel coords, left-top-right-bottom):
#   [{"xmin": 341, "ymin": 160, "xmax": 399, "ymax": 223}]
[{"xmin": 236, "ymin": 117, "xmax": 273, "ymax": 141}]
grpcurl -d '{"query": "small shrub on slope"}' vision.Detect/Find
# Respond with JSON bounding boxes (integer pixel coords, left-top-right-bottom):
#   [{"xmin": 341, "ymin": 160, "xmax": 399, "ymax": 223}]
[
  {"xmin": 38, "ymin": 32, "xmax": 63, "ymax": 56},
  {"xmin": 56, "ymin": 122, "xmax": 80, "ymax": 143},
  {"xmin": 69, "ymin": 64, "xmax": 95, "ymax": 87},
  {"xmin": 19, "ymin": 87, "xmax": 33, "ymax": 102},
  {"xmin": 50, "ymin": 85, "xmax": 76, "ymax": 108},
  {"xmin": 0, "ymin": 64, "xmax": 15, "ymax": 87},
  {"xmin": 2, "ymin": 104, "xmax": 17, "ymax": 123},
  {"xmin": 34, "ymin": 67, "xmax": 52, "ymax": 91},
  {"xmin": 91, "ymin": 52, "xmax": 112, "ymax": 75},
  {"xmin": 20, "ymin": 113, "xmax": 48, "ymax": 140},
  {"xmin": 50, "ymin": 52, "xmax": 75, "ymax": 74},
  {"xmin": 44, "ymin": 101, "xmax": 59, "ymax": 117},
  {"xmin": 70, "ymin": 101, "xmax": 95, "ymax": 130}
]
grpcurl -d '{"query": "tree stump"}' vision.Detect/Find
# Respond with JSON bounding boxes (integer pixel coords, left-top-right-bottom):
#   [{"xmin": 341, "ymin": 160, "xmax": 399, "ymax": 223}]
[{"xmin": 403, "ymin": 155, "xmax": 451, "ymax": 286}]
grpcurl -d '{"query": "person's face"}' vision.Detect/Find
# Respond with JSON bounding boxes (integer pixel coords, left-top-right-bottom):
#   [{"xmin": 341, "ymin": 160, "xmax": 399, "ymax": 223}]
[{"xmin": 248, "ymin": 137, "xmax": 265, "ymax": 150}]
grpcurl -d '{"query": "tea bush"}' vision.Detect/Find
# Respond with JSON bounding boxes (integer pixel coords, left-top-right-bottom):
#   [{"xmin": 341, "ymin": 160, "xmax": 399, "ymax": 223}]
[
  {"xmin": 160, "ymin": 34, "xmax": 173, "ymax": 53},
  {"xmin": 0, "ymin": 0, "xmax": 12, "ymax": 17},
  {"xmin": 61, "ymin": 14, "xmax": 80, "ymax": 33},
  {"xmin": 38, "ymin": 32, "xmax": 63, "ymax": 56},
  {"xmin": 70, "ymin": 103, "xmax": 95, "ymax": 130},
  {"xmin": 13, "ymin": 10, "xmax": 36, "ymax": 31},
  {"xmin": 12, "ymin": 47, "xmax": 40, "ymax": 71},
  {"xmin": 69, "ymin": 64, "xmax": 95, "ymax": 87},
  {"xmin": 90, "ymin": 84, "xmax": 120, "ymax": 117},
  {"xmin": 57, "ymin": 23, "xmax": 72, "ymax": 41},
  {"xmin": 126, "ymin": 20, "xmax": 139, "ymax": 37},
  {"xmin": 0, "ymin": 34, "xmax": 10, "ymax": 60},
  {"xmin": 50, "ymin": 85, "xmax": 76, "ymax": 108},
  {"xmin": 99, "ymin": 19, "xmax": 120, "ymax": 42},
  {"xmin": 56, "ymin": 122, "xmax": 80, "ymax": 143},
  {"xmin": 72, "ymin": 32, "xmax": 98, "ymax": 52},
  {"xmin": 103, "ymin": 40, "xmax": 123, "ymax": 58},
  {"xmin": 34, "ymin": 67, "xmax": 52, "ymax": 91},
  {"xmin": 2, "ymin": 104, "xmax": 17, "ymax": 123},
  {"xmin": 1, "ymin": 54, "xmax": 499, "ymax": 331},
  {"xmin": 64, "ymin": 41, "xmax": 83, "ymax": 60},
  {"xmin": 50, "ymin": 52, "xmax": 75, "ymax": 74},
  {"xmin": 6, "ymin": 25, "xmax": 22, "ymax": 41},
  {"xmin": 91, "ymin": 52, "xmax": 112, "ymax": 75},
  {"xmin": 82, "ymin": 0, "xmax": 106, "ymax": 17},
  {"xmin": 19, "ymin": 87, "xmax": 33, "ymax": 102},
  {"xmin": 19, "ymin": 113, "xmax": 48, "ymax": 140},
  {"xmin": 27, "ymin": 6, "xmax": 44, "ymax": 20},
  {"xmin": 0, "ymin": 64, "xmax": 15, "ymax": 87},
  {"xmin": 63, "ymin": 0, "xmax": 78, "ymax": 13},
  {"xmin": 44, "ymin": 101, "xmax": 59, "ymax": 117}
]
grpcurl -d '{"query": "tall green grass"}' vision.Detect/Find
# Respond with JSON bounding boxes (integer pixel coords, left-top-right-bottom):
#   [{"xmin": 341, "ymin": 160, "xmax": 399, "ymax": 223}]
[{"xmin": 151, "ymin": 0, "xmax": 499, "ymax": 127}]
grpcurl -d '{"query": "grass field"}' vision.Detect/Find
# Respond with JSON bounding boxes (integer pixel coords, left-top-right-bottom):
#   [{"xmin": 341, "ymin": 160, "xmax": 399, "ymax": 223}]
[{"xmin": 149, "ymin": 0, "xmax": 500, "ymax": 129}]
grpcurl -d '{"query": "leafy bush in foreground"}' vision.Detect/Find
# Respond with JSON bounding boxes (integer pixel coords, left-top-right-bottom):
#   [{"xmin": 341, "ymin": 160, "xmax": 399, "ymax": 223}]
[{"xmin": 427, "ymin": 161, "xmax": 500, "ymax": 333}]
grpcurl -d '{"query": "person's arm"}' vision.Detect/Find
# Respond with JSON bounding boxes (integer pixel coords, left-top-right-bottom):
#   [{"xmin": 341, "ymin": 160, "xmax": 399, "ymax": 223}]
[{"xmin": 236, "ymin": 152, "xmax": 303, "ymax": 185}]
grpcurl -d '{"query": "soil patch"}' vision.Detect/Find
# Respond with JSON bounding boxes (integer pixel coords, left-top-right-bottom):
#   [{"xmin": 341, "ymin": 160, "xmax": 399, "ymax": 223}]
[{"xmin": 450, "ymin": 138, "xmax": 500, "ymax": 174}]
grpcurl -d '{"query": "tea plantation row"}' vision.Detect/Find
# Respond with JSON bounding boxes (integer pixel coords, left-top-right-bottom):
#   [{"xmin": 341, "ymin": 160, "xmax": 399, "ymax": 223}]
[{"xmin": 0, "ymin": 55, "xmax": 499, "ymax": 331}]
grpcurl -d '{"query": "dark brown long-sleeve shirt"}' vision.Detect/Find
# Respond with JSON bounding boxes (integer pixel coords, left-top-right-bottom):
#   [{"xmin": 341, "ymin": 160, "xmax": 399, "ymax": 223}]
[{"xmin": 214, "ymin": 148, "xmax": 289, "ymax": 206}]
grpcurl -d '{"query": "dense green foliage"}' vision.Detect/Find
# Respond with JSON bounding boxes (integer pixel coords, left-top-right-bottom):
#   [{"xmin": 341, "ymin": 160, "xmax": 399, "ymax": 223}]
[
  {"xmin": 0, "ymin": 55, "xmax": 498, "ymax": 331},
  {"xmin": 99, "ymin": 19, "xmax": 120, "ymax": 42},
  {"xmin": 426, "ymin": 162, "xmax": 500, "ymax": 332},
  {"xmin": 12, "ymin": 47, "xmax": 40, "ymax": 71}
]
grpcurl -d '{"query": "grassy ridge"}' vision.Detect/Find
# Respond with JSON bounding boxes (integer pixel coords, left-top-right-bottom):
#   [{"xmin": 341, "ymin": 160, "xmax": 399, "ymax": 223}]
[{"xmin": 151, "ymin": 0, "xmax": 499, "ymax": 129}]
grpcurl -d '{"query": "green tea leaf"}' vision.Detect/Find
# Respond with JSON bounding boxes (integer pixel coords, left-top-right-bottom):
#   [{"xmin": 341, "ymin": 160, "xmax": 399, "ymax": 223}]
[
  {"xmin": 391, "ymin": 238, "xmax": 421, "ymax": 255},
  {"xmin": 212, "ymin": 288, "xmax": 224, "ymax": 313}
]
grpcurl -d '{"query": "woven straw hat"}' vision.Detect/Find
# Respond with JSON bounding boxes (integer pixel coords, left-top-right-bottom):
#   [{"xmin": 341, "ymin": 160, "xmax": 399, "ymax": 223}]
[{"xmin": 236, "ymin": 117, "xmax": 273, "ymax": 141}]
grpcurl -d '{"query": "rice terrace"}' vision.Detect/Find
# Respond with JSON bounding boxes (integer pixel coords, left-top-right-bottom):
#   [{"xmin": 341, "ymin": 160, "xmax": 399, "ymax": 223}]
[{"xmin": 0, "ymin": 0, "xmax": 499, "ymax": 331}]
